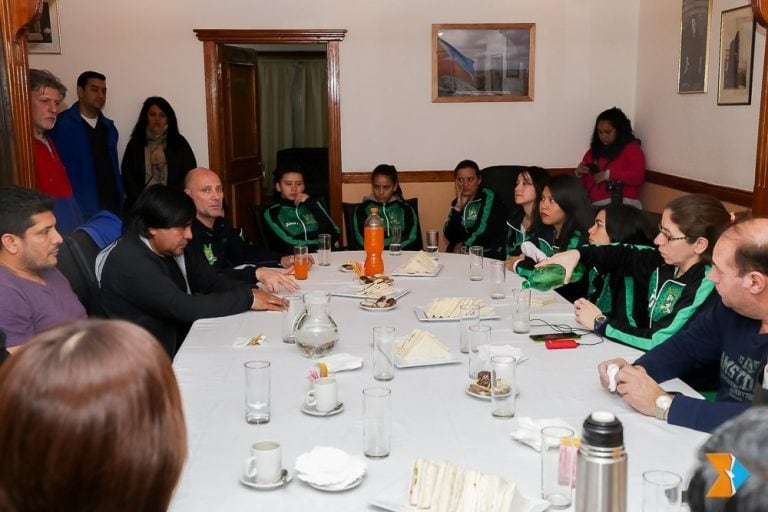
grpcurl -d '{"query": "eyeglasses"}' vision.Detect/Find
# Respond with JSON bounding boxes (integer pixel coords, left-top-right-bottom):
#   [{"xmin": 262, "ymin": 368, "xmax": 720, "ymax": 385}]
[{"xmin": 657, "ymin": 225, "xmax": 689, "ymax": 242}]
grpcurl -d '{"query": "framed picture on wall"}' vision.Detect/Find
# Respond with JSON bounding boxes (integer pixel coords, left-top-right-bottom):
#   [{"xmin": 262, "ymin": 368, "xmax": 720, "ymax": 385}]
[
  {"xmin": 432, "ymin": 23, "xmax": 535, "ymax": 103},
  {"xmin": 678, "ymin": 0, "xmax": 711, "ymax": 93},
  {"xmin": 717, "ymin": 5, "xmax": 756, "ymax": 105},
  {"xmin": 27, "ymin": 0, "xmax": 62, "ymax": 54}
]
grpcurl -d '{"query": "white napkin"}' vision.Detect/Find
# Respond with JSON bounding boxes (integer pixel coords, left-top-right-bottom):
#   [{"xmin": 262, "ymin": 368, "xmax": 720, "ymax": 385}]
[
  {"xmin": 510, "ymin": 417, "xmax": 576, "ymax": 452},
  {"xmin": 477, "ymin": 345, "xmax": 525, "ymax": 365},
  {"xmin": 294, "ymin": 446, "xmax": 367, "ymax": 488},
  {"xmin": 317, "ymin": 353, "xmax": 363, "ymax": 373}
]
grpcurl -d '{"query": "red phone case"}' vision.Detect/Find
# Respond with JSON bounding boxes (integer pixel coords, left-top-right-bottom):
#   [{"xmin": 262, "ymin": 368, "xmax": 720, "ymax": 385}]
[{"xmin": 545, "ymin": 339, "xmax": 579, "ymax": 350}]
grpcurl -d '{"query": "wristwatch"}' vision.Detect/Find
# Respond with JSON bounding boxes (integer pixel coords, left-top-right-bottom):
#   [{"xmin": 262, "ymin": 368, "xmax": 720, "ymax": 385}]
[
  {"xmin": 593, "ymin": 315, "xmax": 608, "ymax": 334},
  {"xmin": 654, "ymin": 394, "xmax": 674, "ymax": 421}
]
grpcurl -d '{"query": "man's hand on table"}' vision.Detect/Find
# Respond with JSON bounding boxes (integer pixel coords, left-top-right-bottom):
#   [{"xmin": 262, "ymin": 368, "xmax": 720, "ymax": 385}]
[
  {"xmin": 598, "ymin": 358, "xmax": 666, "ymax": 417},
  {"xmin": 255, "ymin": 267, "xmax": 300, "ymax": 292},
  {"xmin": 251, "ymin": 289, "xmax": 288, "ymax": 311}
]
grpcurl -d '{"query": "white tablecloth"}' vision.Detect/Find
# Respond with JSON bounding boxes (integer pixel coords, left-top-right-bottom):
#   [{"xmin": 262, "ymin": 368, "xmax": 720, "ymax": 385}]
[{"xmin": 170, "ymin": 251, "xmax": 708, "ymax": 511}]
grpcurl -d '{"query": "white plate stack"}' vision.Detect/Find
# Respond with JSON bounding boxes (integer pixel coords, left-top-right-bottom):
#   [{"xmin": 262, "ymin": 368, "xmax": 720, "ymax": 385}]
[{"xmin": 295, "ymin": 446, "xmax": 367, "ymax": 491}]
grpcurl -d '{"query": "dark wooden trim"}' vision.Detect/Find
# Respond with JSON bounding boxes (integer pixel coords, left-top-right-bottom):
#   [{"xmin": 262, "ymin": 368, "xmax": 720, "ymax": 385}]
[
  {"xmin": 751, "ymin": 0, "xmax": 768, "ymax": 214},
  {"xmin": 343, "ymin": 167, "xmax": 573, "ymax": 184},
  {"xmin": 1, "ymin": 0, "xmax": 39, "ymax": 187},
  {"xmin": 645, "ymin": 170, "xmax": 753, "ymax": 207},
  {"xmin": 194, "ymin": 28, "xmax": 347, "ymax": 225}
]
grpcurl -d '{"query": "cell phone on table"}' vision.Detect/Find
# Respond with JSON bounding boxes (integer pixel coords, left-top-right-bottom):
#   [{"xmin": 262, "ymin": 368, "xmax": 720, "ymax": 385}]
[{"xmin": 529, "ymin": 332, "xmax": 582, "ymax": 342}]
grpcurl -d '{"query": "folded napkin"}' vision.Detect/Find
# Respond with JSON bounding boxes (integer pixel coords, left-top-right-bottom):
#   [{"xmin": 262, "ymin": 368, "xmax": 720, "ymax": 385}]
[
  {"xmin": 317, "ymin": 353, "xmax": 363, "ymax": 373},
  {"xmin": 295, "ymin": 446, "xmax": 367, "ymax": 488},
  {"xmin": 510, "ymin": 417, "xmax": 576, "ymax": 452},
  {"xmin": 477, "ymin": 345, "xmax": 525, "ymax": 365}
]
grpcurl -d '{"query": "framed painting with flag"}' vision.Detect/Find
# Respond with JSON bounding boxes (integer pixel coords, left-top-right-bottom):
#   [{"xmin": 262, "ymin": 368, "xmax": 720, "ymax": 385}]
[{"xmin": 432, "ymin": 23, "xmax": 535, "ymax": 103}]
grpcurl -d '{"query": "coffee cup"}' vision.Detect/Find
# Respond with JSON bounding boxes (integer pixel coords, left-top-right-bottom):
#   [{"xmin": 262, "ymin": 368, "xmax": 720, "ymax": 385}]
[
  {"xmin": 305, "ymin": 377, "xmax": 338, "ymax": 412},
  {"xmin": 244, "ymin": 440, "xmax": 282, "ymax": 484}
]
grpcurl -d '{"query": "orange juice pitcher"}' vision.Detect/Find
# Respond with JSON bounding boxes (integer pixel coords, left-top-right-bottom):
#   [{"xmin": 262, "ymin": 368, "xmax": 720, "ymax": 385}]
[{"xmin": 364, "ymin": 208, "xmax": 385, "ymax": 276}]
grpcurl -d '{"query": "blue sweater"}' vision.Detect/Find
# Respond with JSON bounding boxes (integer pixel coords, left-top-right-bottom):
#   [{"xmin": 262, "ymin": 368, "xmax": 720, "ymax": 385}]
[
  {"xmin": 49, "ymin": 102, "xmax": 124, "ymax": 217},
  {"xmin": 635, "ymin": 298, "xmax": 768, "ymax": 432}
]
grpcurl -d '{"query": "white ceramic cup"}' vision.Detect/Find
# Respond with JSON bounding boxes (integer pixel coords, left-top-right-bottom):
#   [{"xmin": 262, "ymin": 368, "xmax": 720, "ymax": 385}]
[
  {"xmin": 305, "ymin": 376, "xmax": 338, "ymax": 412},
  {"xmin": 244, "ymin": 440, "xmax": 282, "ymax": 484}
]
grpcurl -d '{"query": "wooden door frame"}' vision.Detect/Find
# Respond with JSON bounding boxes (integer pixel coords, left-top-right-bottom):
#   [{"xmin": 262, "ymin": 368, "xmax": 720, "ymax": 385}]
[{"xmin": 194, "ymin": 29, "xmax": 347, "ymax": 224}]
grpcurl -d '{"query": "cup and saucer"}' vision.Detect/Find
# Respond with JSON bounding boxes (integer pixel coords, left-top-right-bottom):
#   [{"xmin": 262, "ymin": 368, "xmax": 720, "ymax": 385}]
[
  {"xmin": 240, "ymin": 441, "xmax": 293, "ymax": 490},
  {"xmin": 302, "ymin": 376, "xmax": 344, "ymax": 417}
]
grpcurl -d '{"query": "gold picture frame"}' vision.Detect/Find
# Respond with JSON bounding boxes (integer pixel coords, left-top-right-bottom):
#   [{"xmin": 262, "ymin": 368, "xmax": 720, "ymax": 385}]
[
  {"xmin": 717, "ymin": 5, "xmax": 756, "ymax": 105},
  {"xmin": 27, "ymin": 0, "xmax": 62, "ymax": 55},
  {"xmin": 432, "ymin": 23, "xmax": 535, "ymax": 103}
]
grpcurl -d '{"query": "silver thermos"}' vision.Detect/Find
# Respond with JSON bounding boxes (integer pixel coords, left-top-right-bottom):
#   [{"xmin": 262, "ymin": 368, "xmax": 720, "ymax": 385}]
[{"xmin": 575, "ymin": 411, "xmax": 627, "ymax": 512}]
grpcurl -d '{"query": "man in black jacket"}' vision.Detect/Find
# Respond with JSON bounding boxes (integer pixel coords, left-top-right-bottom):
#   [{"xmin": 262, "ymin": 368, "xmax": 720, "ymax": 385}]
[
  {"xmin": 184, "ymin": 167, "xmax": 300, "ymax": 291},
  {"xmin": 98, "ymin": 185, "xmax": 286, "ymax": 357}
]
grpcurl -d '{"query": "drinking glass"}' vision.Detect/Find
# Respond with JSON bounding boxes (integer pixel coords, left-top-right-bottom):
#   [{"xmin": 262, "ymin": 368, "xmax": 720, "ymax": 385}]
[
  {"xmin": 642, "ymin": 470, "xmax": 682, "ymax": 512},
  {"xmin": 469, "ymin": 246, "xmax": 484, "ymax": 281},
  {"xmin": 389, "ymin": 223, "xmax": 402, "ymax": 256},
  {"xmin": 541, "ymin": 426, "xmax": 576, "ymax": 508},
  {"xmin": 459, "ymin": 303, "xmax": 479, "ymax": 353},
  {"xmin": 282, "ymin": 294, "xmax": 304, "ymax": 344},
  {"xmin": 490, "ymin": 355, "xmax": 516, "ymax": 418},
  {"xmin": 426, "ymin": 229, "xmax": 439, "ymax": 260},
  {"xmin": 244, "ymin": 360, "xmax": 270, "ymax": 424},
  {"xmin": 363, "ymin": 387, "xmax": 391, "ymax": 458},
  {"xmin": 317, "ymin": 234, "xmax": 331, "ymax": 266},
  {"xmin": 512, "ymin": 288, "xmax": 531, "ymax": 333},
  {"xmin": 373, "ymin": 326, "xmax": 396, "ymax": 381},
  {"xmin": 293, "ymin": 245, "xmax": 309, "ymax": 280},
  {"xmin": 468, "ymin": 325, "xmax": 490, "ymax": 379},
  {"xmin": 490, "ymin": 260, "xmax": 506, "ymax": 299}
]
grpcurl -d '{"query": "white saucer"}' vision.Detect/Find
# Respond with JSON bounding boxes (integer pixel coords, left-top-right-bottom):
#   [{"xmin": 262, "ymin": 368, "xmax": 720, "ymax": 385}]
[
  {"xmin": 304, "ymin": 474, "xmax": 364, "ymax": 492},
  {"xmin": 465, "ymin": 384, "xmax": 520, "ymax": 400},
  {"xmin": 239, "ymin": 469, "xmax": 293, "ymax": 490},
  {"xmin": 339, "ymin": 264, "xmax": 354, "ymax": 272},
  {"xmin": 301, "ymin": 401, "xmax": 344, "ymax": 417},
  {"xmin": 359, "ymin": 301, "xmax": 397, "ymax": 312}
]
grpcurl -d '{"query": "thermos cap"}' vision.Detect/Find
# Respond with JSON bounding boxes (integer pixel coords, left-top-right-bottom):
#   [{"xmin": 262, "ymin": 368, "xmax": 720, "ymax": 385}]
[{"xmin": 582, "ymin": 411, "xmax": 624, "ymax": 448}]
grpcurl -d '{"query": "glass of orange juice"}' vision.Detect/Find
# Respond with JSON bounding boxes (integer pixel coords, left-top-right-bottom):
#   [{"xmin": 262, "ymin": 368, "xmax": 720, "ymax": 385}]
[{"xmin": 294, "ymin": 245, "xmax": 309, "ymax": 280}]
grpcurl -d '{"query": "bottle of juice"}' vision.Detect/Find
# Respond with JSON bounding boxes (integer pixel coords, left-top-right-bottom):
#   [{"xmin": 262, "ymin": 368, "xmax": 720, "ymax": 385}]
[
  {"xmin": 522, "ymin": 263, "xmax": 585, "ymax": 291},
  {"xmin": 364, "ymin": 208, "xmax": 385, "ymax": 276}
]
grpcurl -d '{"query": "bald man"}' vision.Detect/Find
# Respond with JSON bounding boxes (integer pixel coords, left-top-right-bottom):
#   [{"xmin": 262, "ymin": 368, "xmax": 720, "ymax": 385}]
[
  {"xmin": 184, "ymin": 168, "xmax": 300, "ymax": 292},
  {"xmin": 598, "ymin": 217, "xmax": 768, "ymax": 433}
]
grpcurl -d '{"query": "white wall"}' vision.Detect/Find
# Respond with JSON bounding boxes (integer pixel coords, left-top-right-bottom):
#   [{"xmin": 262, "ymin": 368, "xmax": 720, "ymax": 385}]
[
  {"xmin": 31, "ymin": 0, "xmax": 641, "ymax": 173},
  {"xmin": 636, "ymin": 1, "xmax": 765, "ymax": 190}
]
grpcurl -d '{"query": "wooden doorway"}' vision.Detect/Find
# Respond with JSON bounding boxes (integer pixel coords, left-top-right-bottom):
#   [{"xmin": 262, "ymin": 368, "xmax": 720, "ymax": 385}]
[{"xmin": 194, "ymin": 29, "xmax": 347, "ymax": 239}]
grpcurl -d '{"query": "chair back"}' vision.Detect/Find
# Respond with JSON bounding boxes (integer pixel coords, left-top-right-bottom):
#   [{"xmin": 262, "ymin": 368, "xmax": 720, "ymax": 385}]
[
  {"xmin": 480, "ymin": 165, "xmax": 529, "ymax": 218},
  {"xmin": 250, "ymin": 204, "xmax": 274, "ymax": 251},
  {"xmin": 342, "ymin": 202, "xmax": 362, "ymax": 250},
  {"xmin": 404, "ymin": 197, "xmax": 424, "ymax": 250},
  {"xmin": 57, "ymin": 231, "xmax": 105, "ymax": 316}
]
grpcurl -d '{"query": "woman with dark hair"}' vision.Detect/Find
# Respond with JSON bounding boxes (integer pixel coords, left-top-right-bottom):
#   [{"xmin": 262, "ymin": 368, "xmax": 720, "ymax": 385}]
[
  {"xmin": 549, "ymin": 194, "xmax": 732, "ymax": 351},
  {"xmin": 513, "ymin": 174, "xmax": 593, "ymax": 301},
  {"xmin": 505, "ymin": 166, "xmax": 549, "ymax": 264},
  {"xmin": 121, "ymin": 96, "xmax": 197, "ymax": 209},
  {"xmin": 586, "ymin": 204, "xmax": 653, "ymax": 329},
  {"xmin": 351, "ymin": 164, "xmax": 420, "ymax": 250},
  {"xmin": 263, "ymin": 167, "xmax": 340, "ymax": 254},
  {"xmin": 0, "ymin": 319, "xmax": 187, "ymax": 511},
  {"xmin": 575, "ymin": 107, "xmax": 646, "ymax": 207},
  {"xmin": 443, "ymin": 159, "xmax": 507, "ymax": 260}
]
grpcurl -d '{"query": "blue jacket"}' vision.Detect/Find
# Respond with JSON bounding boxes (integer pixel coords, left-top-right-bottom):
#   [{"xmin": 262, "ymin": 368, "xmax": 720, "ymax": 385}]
[
  {"xmin": 49, "ymin": 102, "xmax": 124, "ymax": 217},
  {"xmin": 635, "ymin": 298, "xmax": 768, "ymax": 433}
]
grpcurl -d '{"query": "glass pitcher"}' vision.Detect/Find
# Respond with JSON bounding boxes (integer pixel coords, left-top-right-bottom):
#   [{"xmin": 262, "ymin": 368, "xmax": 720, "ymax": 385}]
[{"xmin": 295, "ymin": 290, "xmax": 338, "ymax": 358}]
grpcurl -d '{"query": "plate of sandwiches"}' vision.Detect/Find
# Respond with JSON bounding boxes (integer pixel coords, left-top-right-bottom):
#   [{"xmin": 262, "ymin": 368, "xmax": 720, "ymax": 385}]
[
  {"xmin": 368, "ymin": 458, "xmax": 549, "ymax": 512},
  {"xmin": 414, "ymin": 297, "xmax": 498, "ymax": 322},
  {"xmin": 391, "ymin": 251, "xmax": 443, "ymax": 277},
  {"xmin": 394, "ymin": 329, "xmax": 461, "ymax": 368}
]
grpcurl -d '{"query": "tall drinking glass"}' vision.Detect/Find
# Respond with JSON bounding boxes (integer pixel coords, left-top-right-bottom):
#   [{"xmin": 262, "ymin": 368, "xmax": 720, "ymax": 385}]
[
  {"xmin": 469, "ymin": 246, "xmax": 484, "ymax": 281},
  {"xmin": 373, "ymin": 326, "xmax": 396, "ymax": 381},
  {"xmin": 642, "ymin": 470, "xmax": 682, "ymax": 512},
  {"xmin": 459, "ymin": 303, "xmax": 479, "ymax": 353},
  {"xmin": 490, "ymin": 260, "xmax": 506, "ymax": 299},
  {"xmin": 317, "ymin": 234, "xmax": 331, "ymax": 266},
  {"xmin": 468, "ymin": 325, "xmax": 491, "ymax": 379},
  {"xmin": 490, "ymin": 355, "xmax": 516, "ymax": 418},
  {"xmin": 426, "ymin": 230, "xmax": 439, "ymax": 260},
  {"xmin": 244, "ymin": 360, "xmax": 270, "ymax": 424},
  {"xmin": 541, "ymin": 426, "xmax": 576, "ymax": 508},
  {"xmin": 293, "ymin": 245, "xmax": 309, "ymax": 280},
  {"xmin": 389, "ymin": 223, "xmax": 402, "ymax": 256},
  {"xmin": 363, "ymin": 387, "xmax": 391, "ymax": 458},
  {"xmin": 512, "ymin": 288, "xmax": 531, "ymax": 333}
]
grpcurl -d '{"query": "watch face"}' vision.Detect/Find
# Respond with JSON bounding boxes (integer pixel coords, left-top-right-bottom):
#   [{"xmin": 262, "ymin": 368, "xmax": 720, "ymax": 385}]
[{"xmin": 656, "ymin": 395, "xmax": 672, "ymax": 408}]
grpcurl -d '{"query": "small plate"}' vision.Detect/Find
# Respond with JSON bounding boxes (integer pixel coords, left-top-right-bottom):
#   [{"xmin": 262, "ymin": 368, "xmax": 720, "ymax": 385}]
[
  {"xmin": 304, "ymin": 474, "xmax": 365, "ymax": 492},
  {"xmin": 301, "ymin": 401, "xmax": 345, "ymax": 417},
  {"xmin": 391, "ymin": 263, "xmax": 444, "ymax": 277},
  {"xmin": 331, "ymin": 287, "xmax": 409, "ymax": 300},
  {"xmin": 465, "ymin": 383, "xmax": 520, "ymax": 400},
  {"xmin": 414, "ymin": 306, "xmax": 499, "ymax": 322},
  {"xmin": 394, "ymin": 354, "xmax": 462, "ymax": 369},
  {"xmin": 359, "ymin": 301, "xmax": 397, "ymax": 312},
  {"xmin": 339, "ymin": 264, "xmax": 355, "ymax": 273},
  {"xmin": 239, "ymin": 468, "xmax": 293, "ymax": 490}
]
